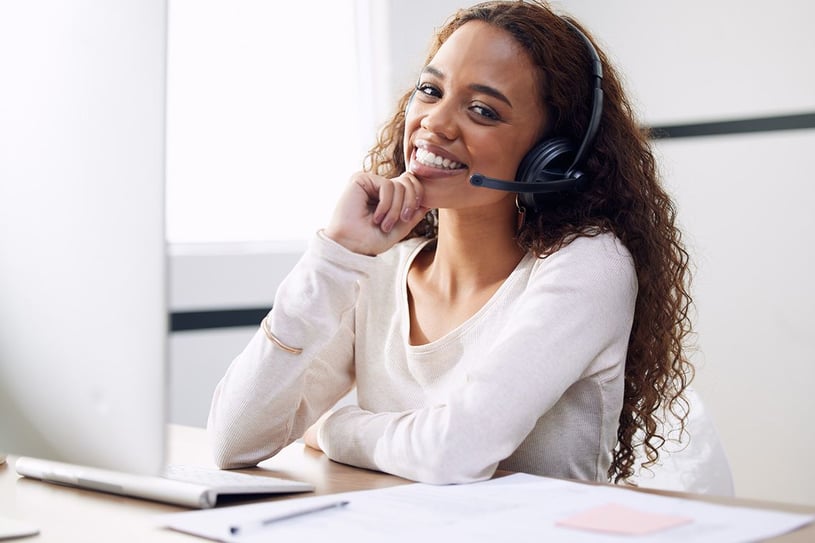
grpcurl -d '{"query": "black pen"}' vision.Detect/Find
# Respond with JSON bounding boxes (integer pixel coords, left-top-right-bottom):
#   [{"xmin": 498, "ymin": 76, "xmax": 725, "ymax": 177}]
[{"xmin": 228, "ymin": 500, "xmax": 350, "ymax": 535}]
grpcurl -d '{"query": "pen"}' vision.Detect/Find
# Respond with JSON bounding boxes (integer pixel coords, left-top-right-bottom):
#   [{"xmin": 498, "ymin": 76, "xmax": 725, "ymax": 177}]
[{"xmin": 229, "ymin": 500, "xmax": 350, "ymax": 535}]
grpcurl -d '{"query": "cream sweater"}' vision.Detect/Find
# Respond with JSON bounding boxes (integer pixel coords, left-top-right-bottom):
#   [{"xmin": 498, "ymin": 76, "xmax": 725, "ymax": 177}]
[{"xmin": 208, "ymin": 231, "xmax": 637, "ymax": 484}]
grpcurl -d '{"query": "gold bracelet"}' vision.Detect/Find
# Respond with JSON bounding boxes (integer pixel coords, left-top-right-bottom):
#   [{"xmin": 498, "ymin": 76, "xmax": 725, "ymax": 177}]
[{"xmin": 261, "ymin": 316, "xmax": 303, "ymax": 355}]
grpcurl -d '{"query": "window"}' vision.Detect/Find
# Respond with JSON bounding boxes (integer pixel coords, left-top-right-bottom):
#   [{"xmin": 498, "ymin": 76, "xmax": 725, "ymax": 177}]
[{"xmin": 166, "ymin": 0, "xmax": 369, "ymax": 243}]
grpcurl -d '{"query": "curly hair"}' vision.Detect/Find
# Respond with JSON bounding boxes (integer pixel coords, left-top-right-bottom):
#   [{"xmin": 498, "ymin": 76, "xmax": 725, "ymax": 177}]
[{"xmin": 363, "ymin": 0, "xmax": 694, "ymax": 484}]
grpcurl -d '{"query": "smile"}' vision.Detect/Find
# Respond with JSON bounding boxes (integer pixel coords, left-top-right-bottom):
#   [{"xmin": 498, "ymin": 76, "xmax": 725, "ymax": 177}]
[{"xmin": 415, "ymin": 148, "xmax": 465, "ymax": 170}]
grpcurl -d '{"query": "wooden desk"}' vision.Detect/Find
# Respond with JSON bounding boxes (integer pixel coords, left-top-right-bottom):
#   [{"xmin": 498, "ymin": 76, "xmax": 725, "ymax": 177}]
[{"xmin": 1, "ymin": 425, "xmax": 813, "ymax": 542}]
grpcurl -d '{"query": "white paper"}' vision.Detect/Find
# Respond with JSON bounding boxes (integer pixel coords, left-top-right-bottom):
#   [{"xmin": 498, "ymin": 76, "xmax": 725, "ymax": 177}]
[{"xmin": 157, "ymin": 473, "xmax": 814, "ymax": 543}]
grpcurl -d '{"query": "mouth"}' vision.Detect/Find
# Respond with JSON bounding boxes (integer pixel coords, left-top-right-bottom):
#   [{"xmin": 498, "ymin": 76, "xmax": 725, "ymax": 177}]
[{"xmin": 413, "ymin": 147, "xmax": 468, "ymax": 172}]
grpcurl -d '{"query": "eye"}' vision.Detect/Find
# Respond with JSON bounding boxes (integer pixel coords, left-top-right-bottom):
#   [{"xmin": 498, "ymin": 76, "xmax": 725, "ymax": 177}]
[
  {"xmin": 471, "ymin": 103, "xmax": 501, "ymax": 122},
  {"xmin": 416, "ymin": 82, "xmax": 441, "ymax": 99}
]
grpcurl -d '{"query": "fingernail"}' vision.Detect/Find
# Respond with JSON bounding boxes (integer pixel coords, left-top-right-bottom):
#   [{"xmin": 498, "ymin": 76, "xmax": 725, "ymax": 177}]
[
  {"xmin": 381, "ymin": 219, "xmax": 393, "ymax": 232},
  {"xmin": 401, "ymin": 207, "xmax": 414, "ymax": 221}
]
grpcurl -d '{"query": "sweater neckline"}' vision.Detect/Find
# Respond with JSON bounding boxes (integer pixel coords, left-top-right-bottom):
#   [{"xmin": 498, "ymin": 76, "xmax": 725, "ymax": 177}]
[{"xmin": 400, "ymin": 238, "xmax": 533, "ymax": 350}]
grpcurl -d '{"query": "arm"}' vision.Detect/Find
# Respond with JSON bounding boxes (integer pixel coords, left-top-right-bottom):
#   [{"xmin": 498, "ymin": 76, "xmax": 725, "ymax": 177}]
[
  {"xmin": 317, "ymin": 237, "xmax": 637, "ymax": 484},
  {"xmin": 206, "ymin": 232, "xmax": 374, "ymax": 469},
  {"xmin": 209, "ymin": 170, "xmax": 428, "ymax": 468}
]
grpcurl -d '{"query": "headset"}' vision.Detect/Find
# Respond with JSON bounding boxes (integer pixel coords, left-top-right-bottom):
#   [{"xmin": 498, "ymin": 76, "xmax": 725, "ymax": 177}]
[{"xmin": 469, "ymin": 19, "xmax": 604, "ymax": 211}]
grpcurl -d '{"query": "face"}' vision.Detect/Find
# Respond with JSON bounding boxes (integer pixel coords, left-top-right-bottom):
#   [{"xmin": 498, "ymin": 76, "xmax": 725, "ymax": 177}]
[{"xmin": 403, "ymin": 21, "xmax": 546, "ymax": 210}]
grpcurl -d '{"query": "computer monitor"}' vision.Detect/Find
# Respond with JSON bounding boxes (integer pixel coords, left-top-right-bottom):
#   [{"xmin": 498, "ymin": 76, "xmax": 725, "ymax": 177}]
[{"xmin": 0, "ymin": 0, "xmax": 168, "ymax": 477}]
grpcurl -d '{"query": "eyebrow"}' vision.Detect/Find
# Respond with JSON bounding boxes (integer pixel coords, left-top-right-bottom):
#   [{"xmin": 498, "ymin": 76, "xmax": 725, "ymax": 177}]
[{"xmin": 422, "ymin": 65, "xmax": 513, "ymax": 108}]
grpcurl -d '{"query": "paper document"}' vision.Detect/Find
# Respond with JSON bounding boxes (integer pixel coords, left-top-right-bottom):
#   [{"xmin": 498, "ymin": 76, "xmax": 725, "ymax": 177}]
[{"xmin": 158, "ymin": 473, "xmax": 814, "ymax": 543}]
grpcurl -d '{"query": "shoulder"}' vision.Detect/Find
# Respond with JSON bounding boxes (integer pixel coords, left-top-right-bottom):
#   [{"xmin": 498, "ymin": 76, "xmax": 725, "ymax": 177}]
[
  {"xmin": 552, "ymin": 232, "xmax": 633, "ymax": 268},
  {"xmin": 526, "ymin": 232, "xmax": 637, "ymax": 304}
]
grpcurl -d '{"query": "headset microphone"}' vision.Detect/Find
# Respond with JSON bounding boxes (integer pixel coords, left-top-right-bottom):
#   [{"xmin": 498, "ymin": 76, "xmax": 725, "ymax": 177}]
[{"xmin": 470, "ymin": 171, "xmax": 583, "ymax": 194}]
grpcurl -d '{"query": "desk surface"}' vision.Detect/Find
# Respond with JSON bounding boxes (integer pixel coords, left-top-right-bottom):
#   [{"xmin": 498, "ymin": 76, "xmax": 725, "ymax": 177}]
[{"xmin": 1, "ymin": 425, "xmax": 813, "ymax": 542}]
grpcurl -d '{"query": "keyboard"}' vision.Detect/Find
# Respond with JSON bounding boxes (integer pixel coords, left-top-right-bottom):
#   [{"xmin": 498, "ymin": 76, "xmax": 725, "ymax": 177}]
[
  {"xmin": 163, "ymin": 463, "xmax": 311, "ymax": 492},
  {"xmin": 15, "ymin": 457, "xmax": 315, "ymax": 508}
]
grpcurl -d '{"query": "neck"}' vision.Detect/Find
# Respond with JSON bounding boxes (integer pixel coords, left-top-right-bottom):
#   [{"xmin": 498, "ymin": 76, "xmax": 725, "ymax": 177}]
[{"xmin": 422, "ymin": 204, "xmax": 525, "ymax": 299}]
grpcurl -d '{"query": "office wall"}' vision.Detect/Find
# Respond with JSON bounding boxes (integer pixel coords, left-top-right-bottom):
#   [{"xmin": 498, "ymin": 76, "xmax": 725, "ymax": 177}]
[
  {"xmin": 555, "ymin": 0, "xmax": 815, "ymax": 507},
  {"xmin": 169, "ymin": 0, "xmax": 815, "ymax": 506}
]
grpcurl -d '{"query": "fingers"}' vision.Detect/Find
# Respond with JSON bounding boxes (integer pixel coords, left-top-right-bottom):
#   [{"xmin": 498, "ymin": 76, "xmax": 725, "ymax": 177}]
[
  {"xmin": 325, "ymin": 171, "xmax": 427, "ymax": 256},
  {"xmin": 373, "ymin": 173, "xmax": 424, "ymax": 233}
]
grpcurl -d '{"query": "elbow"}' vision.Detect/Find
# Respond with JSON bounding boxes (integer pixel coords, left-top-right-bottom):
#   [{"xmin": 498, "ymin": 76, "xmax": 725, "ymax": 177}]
[
  {"xmin": 207, "ymin": 417, "xmax": 281, "ymax": 470},
  {"xmin": 209, "ymin": 433, "xmax": 258, "ymax": 470},
  {"xmin": 209, "ymin": 436, "xmax": 279, "ymax": 470},
  {"xmin": 211, "ymin": 447, "xmax": 252, "ymax": 470},
  {"xmin": 207, "ymin": 417, "xmax": 240, "ymax": 469}
]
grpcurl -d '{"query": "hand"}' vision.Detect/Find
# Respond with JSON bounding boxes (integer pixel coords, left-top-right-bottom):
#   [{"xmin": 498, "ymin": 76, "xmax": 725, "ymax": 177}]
[
  {"xmin": 325, "ymin": 171, "xmax": 428, "ymax": 256},
  {"xmin": 303, "ymin": 410, "xmax": 334, "ymax": 452}
]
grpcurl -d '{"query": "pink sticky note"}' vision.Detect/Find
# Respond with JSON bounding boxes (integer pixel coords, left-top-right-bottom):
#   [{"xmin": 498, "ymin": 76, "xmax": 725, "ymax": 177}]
[{"xmin": 556, "ymin": 503, "xmax": 693, "ymax": 535}]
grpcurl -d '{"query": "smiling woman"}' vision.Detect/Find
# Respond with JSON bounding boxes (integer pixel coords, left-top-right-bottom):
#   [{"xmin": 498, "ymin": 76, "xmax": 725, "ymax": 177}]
[
  {"xmin": 207, "ymin": 0, "xmax": 696, "ymax": 489},
  {"xmin": 165, "ymin": 0, "xmax": 367, "ymax": 243}
]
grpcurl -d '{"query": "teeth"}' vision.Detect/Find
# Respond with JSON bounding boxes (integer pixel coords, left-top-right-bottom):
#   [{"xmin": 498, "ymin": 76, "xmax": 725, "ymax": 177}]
[{"xmin": 415, "ymin": 148, "xmax": 463, "ymax": 170}]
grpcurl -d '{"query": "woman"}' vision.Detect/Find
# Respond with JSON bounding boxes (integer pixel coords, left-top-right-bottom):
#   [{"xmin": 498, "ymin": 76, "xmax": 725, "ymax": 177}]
[{"xmin": 208, "ymin": 0, "xmax": 693, "ymax": 485}]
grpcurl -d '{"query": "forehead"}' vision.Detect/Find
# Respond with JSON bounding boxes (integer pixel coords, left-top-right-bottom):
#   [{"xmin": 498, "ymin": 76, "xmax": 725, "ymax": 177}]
[{"xmin": 429, "ymin": 21, "xmax": 542, "ymax": 104}]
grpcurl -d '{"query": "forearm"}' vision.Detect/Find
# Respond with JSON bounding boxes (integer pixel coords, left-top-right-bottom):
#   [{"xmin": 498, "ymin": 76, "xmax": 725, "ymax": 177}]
[
  {"xmin": 317, "ymin": 404, "xmax": 507, "ymax": 484},
  {"xmin": 207, "ymin": 233, "xmax": 373, "ymax": 468},
  {"xmin": 207, "ymin": 329, "xmax": 317, "ymax": 468}
]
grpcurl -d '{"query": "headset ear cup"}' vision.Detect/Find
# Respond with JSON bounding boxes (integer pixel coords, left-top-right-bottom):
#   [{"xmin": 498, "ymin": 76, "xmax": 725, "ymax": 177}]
[
  {"xmin": 517, "ymin": 137, "xmax": 577, "ymax": 184},
  {"xmin": 515, "ymin": 137, "xmax": 578, "ymax": 209}
]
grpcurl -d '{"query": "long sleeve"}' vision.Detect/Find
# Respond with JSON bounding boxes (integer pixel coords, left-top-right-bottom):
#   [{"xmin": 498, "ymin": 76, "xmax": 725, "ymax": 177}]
[
  {"xmin": 317, "ymin": 234, "xmax": 637, "ymax": 484},
  {"xmin": 207, "ymin": 232, "xmax": 377, "ymax": 468}
]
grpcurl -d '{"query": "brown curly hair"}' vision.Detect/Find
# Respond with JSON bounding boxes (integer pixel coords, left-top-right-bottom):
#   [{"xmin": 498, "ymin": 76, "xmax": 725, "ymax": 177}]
[{"xmin": 363, "ymin": 0, "xmax": 694, "ymax": 484}]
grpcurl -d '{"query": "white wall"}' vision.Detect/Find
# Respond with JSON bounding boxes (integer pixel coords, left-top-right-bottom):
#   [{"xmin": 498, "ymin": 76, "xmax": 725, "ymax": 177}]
[
  {"xmin": 169, "ymin": 0, "xmax": 815, "ymax": 506},
  {"xmin": 556, "ymin": 0, "xmax": 815, "ymax": 507},
  {"xmin": 656, "ymin": 130, "xmax": 815, "ymax": 505}
]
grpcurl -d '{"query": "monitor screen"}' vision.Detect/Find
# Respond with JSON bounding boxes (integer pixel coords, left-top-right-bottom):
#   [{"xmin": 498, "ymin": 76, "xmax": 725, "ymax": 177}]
[{"xmin": 0, "ymin": 0, "xmax": 168, "ymax": 476}]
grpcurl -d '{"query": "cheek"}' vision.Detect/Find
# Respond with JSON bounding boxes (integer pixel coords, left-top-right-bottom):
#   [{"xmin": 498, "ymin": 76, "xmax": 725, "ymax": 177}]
[
  {"xmin": 474, "ymin": 137, "xmax": 530, "ymax": 178},
  {"xmin": 500, "ymin": 132, "xmax": 543, "ymax": 176}
]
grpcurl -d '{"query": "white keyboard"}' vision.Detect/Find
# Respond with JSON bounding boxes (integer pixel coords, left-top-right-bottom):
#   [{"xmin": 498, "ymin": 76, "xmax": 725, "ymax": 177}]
[
  {"xmin": 163, "ymin": 464, "xmax": 309, "ymax": 491},
  {"xmin": 16, "ymin": 457, "xmax": 314, "ymax": 508}
]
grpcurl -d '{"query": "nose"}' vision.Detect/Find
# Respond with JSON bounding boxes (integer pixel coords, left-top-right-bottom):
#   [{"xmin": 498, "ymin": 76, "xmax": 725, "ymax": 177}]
[{"xmin": 419, "ymin": 101, "xmax": 459, "ymax": 141}]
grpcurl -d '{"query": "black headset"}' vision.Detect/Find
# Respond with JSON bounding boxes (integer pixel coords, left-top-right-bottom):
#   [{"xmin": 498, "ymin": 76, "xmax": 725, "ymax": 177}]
[{"xmin": 469, "ymin": 19, "xmax": 604, "ymax": 211}]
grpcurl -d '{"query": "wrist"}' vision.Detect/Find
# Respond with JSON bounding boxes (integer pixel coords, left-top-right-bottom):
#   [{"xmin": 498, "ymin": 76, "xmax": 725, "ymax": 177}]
[{"xmin": 321, "ymin": 228, "xmax": 377, "ymax": 257}]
